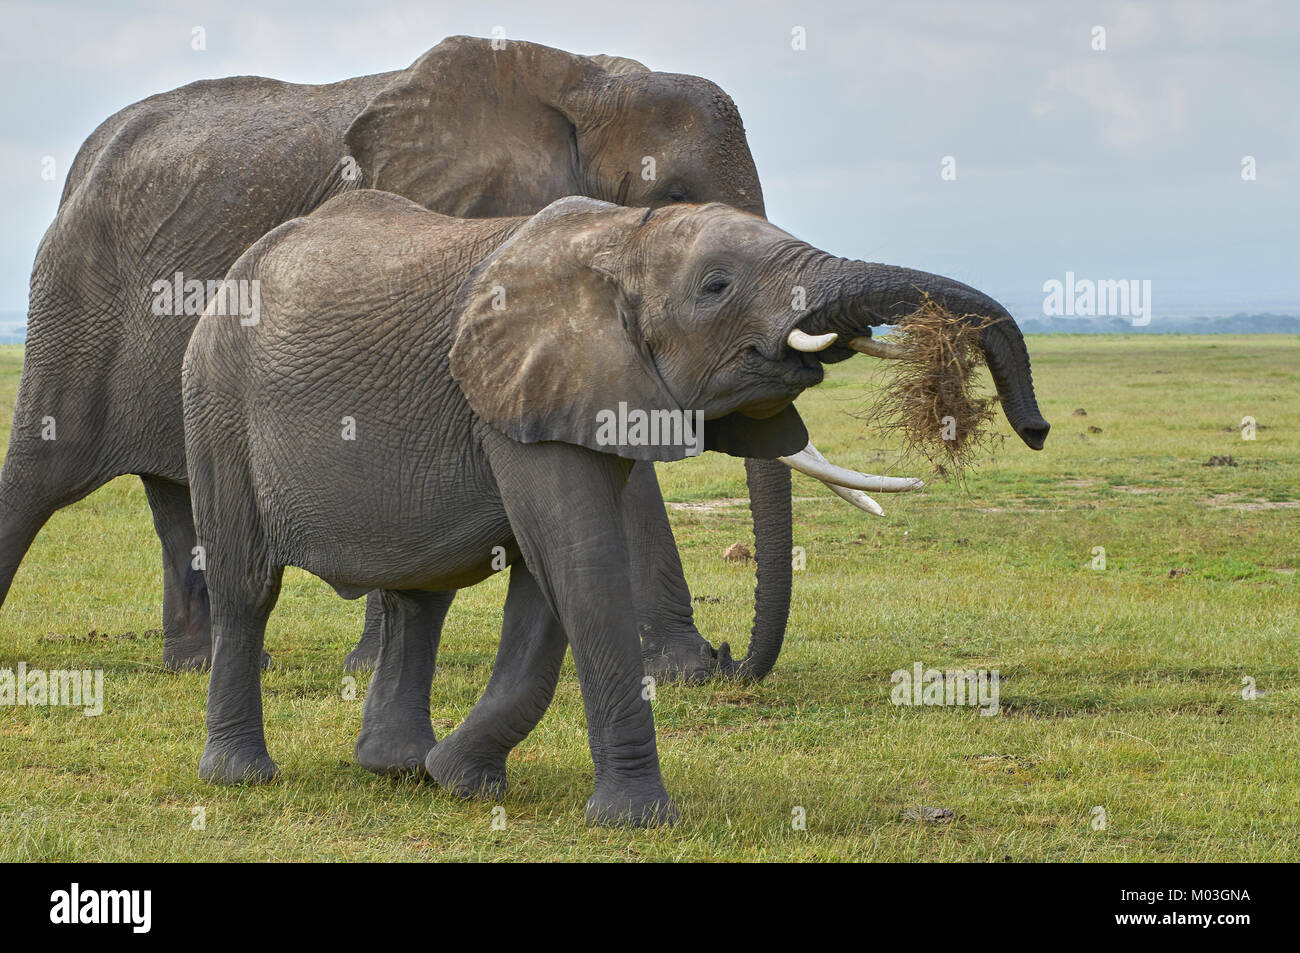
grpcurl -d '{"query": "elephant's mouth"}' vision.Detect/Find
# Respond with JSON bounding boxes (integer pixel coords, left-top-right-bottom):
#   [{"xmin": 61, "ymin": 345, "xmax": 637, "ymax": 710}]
[
  {"xmin": 727, "ymin": 345, "xmax": 823, "ymax": 419},
  {"xmin": 772, "ymin": 347, "xmax": 826, "ymax": 388},
  {"xmin": 719, "ymin": 333, "xmax": 925, "ymax": 517}
]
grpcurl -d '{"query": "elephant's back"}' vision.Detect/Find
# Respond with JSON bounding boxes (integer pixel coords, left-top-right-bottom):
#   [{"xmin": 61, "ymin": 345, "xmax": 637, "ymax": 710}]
[
  {"xmin": 188, "ymin": 190, "xmax": 522, "ymax": 411},
  {"xmin": 60, "ymin": 72, "xmax": 394, "ymax": 209},
  {"xmin": 184, "ymin": 190, "xmax": 483, "ymax": 464},
  {"xmin": 250, "ymin": 191, "xmax": 525, "ymax": 337},
  {"xmin": 44, "ymin": 72, "xmax": 396, "ymax": 307}
]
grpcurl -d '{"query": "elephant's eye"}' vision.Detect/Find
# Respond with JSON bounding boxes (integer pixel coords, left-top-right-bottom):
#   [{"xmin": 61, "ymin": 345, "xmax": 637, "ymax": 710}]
[
  {"xmin": 701, "ymin": 275, "xmax": 731, "ymax": 296},
  {"xmin": 666, "ymin": 187, "xmax": 689, "ymax": 203}
]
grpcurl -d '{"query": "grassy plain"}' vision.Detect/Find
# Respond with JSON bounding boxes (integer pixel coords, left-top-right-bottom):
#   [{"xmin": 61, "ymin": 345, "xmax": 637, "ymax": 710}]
[{"xmin": 0, "ymin": 335, "xmax": 1296, "ymax": 860}]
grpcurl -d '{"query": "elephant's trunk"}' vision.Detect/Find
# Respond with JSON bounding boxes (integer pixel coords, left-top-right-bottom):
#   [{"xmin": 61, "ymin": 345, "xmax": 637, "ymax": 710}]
[
  {"xmin": 722, "ymin": 257, "xmax": 1050, "ymax": 683},
  {"xmin": 976, "ymin": 316, "xmax": 1050, "ymax": 449},
  {"xmin": 718, "ymin": 459, "xmax": 792, "ymax": 681},
  {"xmin": 731, "ymin": 205, "xmax": 789, "ymax": 681},
  {"xmin": 806, "ymin": 259, "xmax": 1050, "ymax": 450}
]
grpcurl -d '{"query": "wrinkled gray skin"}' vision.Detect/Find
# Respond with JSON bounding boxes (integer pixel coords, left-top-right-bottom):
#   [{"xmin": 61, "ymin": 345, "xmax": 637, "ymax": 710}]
[
  {"xmin": 0, "ymin": 36, "xmax": 786, "ymax": 680},
  {"xmin": 183, "ymin": 191, "xmax": 1047, "ymax": 826}
]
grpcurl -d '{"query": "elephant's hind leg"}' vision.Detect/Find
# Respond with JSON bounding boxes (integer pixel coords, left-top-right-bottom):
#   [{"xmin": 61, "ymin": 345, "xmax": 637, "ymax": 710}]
[
  {"xmin": 192, "ymin": 446, "xmax": 284, "ymax": 784},
  {"xmin": 342, "ymin": 591, "xmax": 385, "ymax": 672},
  {"xmin": 0, "ymin": 353, "xmax": 121, "ymax": 617},
  {"xmin": 142, "ymin": 476, "xmax": 272, "ymax": 673},
  {"xmin": 0, "ymin": 471, "xmax": 67, "ymax": 612},
  {"xmin": 425, "ymin": 561, "xmax": 567, "ymax": 801},
  {"xmin": 198, "ymin": 566, "xmax": 284, "ymax": 785},
  {"xmin": 354, "ymin": 589, "xmax": 454, "ymax": 777},
  {"xmin": 141, "ymin": 476, "xmax": 214, "ymax": 671}
]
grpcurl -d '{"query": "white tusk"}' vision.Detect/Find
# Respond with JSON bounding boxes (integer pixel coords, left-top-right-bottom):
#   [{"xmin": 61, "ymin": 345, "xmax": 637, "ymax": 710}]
[
  {"xmin": 848, "ymin": 336, "xmax": 906, "ymax": 360},
  {"xmin": 787, "ymin": 329, "xmax": 838, "ymax": 352},
  {"xmin": 778, "ymin": 442, "xmax": 925, "ymax": 493},
  {"xmin": 803, "ymin": 443, "xmax": 903, "ymax": 516},
  {"xmin": 822, "ymin": 481, "xmax": 885, "ymax": 517}
]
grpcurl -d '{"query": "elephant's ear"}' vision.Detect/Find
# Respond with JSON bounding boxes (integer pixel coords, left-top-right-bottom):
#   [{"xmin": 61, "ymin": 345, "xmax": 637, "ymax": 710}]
[
  {"xmin": 345, "ymin": 37, "xmax": 602, "ymax": 216},
  {"xmin": 450, "ymin": 197, "xmax": 691, "ymax": 462}
]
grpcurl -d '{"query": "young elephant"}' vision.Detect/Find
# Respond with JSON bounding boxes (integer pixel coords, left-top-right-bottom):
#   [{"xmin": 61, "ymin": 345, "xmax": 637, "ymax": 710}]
[{"xmin": 183, "ymin": 190, "xmax": 1039, "ymax": 825}]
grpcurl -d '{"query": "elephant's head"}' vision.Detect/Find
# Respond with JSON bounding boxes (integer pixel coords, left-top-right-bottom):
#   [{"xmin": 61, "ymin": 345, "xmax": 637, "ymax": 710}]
[
  {"xmin": 344, "ymin": 37, "xmax": 765, "ymax": 219},
  {"xmin": 450, "ymin": 199, "xmax": 809, "ymax": 461},
  {"xmin": 451, "ymin": 198, "xmax": 1049, "ymax": 676}
]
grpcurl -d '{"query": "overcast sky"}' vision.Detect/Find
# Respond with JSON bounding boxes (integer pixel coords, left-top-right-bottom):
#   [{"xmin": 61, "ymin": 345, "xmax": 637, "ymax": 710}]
[{"xmin": 1, "ymin": 0, "xmax": 1296, "ymax": 318}]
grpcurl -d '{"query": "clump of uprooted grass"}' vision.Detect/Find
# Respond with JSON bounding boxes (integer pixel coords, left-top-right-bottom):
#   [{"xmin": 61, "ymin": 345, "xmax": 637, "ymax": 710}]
[{"xmin": 856, "ymin": 295, "xmax": 1002, "ymax": 481}]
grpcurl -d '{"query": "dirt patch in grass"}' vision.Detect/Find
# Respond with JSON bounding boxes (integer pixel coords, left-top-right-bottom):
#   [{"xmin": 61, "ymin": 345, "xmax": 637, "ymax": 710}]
[
  {"xmin": 41, "ymin": 629, "xmax": 161, "ymax": 643},
  {"xmin": 667, "ymin": 496, "xmax": 820, "ymax": 513},
  {"xmin": 1203, "ymin": 493, "xmax": 1300, "ymax": 511},
  {"xmin": 968, "ymin": 753, "xmax": 1042, "ymax": 773},
  {"xmin": 971, "ymin": 505, "xmax": 1054, "ymax": 513},
  {"xmin": 900, "ymin": 805, "xmax": 956, "ymax": 823}
]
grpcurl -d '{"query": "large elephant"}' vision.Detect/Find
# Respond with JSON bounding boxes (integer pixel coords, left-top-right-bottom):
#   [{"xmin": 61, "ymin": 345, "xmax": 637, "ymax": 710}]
[
  {"xmin": 183, "ymin": 191, "xmax": 1048, "ymax": 825},
  {"xmin": 2, "ymin": 35, "xmax": 901, "ymax": 679}
]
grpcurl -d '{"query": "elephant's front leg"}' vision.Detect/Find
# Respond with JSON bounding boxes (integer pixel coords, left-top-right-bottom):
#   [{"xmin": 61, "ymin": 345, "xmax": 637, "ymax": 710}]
[
  {"xmin": 354, "ymin": 589, "xmax": 454, "ymax": 776},
  {"xmin": 425, "ymin": 560, "xmax": 566, "ymax": 800},
  {"xmin": 623, "ymin": 461, "xmax": 721, "ymax": 683},
  {"xmin": 484, "ymin": 433, "xmax": 676, "ymax": 827}
]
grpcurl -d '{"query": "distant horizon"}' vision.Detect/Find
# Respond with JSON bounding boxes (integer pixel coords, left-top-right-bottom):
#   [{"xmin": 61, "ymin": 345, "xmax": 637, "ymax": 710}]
[{"xmin": 4, "ymin": 306, "xmax": 1299, "ymax": 343}]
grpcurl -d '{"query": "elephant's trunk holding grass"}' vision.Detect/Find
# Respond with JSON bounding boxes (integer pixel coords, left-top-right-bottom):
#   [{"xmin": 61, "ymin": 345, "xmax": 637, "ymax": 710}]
[
  {"xmin": 806, "ymin": 261, "xmax": 1050, "ymax": 446},
  {"xmin": 182, "ymin": 192, "xmax": 1046, "ymax": 825},
  {"xmin": 715, "ymin": 260, "xmax": 1050, "ymax": 679}
]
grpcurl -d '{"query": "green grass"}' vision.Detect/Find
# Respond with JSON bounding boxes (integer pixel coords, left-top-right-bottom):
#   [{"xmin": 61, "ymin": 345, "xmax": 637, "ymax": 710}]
[{"xmin": 1, "ymin": 335, "xmax": 1297, "ymax": 861}]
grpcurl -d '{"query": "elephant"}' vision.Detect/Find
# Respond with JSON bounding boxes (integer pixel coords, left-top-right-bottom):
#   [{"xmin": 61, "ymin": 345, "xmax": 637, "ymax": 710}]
[
  {"xmin": 181, "ymin": 189, "xmax": 1050, "ymax": 825},
  {"xmin": 2, "ymin": 35, "xmax": 894, "ymax": 681}
]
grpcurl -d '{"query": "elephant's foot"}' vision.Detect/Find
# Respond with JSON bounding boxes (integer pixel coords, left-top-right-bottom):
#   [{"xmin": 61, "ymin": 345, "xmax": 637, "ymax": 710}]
[
  {"xmin": 424, "ymin": 734, "xmax": 508, "ymax": 800},
  {"xmin": 163, "ymin": 647, "xmax": 212, "ymax": 672},
  {"xmin": 342, "ymin": 631, "xmax": 381, "ymax": 672},
  {"xmin": 641, "ymin": 626, "xmax": 731, "ymax": 684},
  {"xmin": 162, "ymin": 626, "xmax": 215, "ymax": 672},
  {"xmin": 199, "ymin": 742, "xmax": 278, "ymax": 785},
  {"xmin": 585, "ymin": 784, "xmax": 678, "ymax": 828},
  {"xmin": 354, "ymin": 723, "xmax": 437, "ymax": 777}
]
